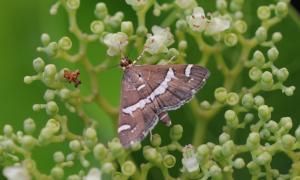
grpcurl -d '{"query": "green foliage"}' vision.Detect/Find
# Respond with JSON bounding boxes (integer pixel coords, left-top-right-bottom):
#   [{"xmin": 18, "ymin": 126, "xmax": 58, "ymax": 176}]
[{"xmin": 1, "ymin": 0, "xmax": 300, "ymax": 179}]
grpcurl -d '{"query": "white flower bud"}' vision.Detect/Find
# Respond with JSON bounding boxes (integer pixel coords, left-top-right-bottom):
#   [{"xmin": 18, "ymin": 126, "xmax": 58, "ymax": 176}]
[
  {"xmin": 186, "ymin": 7, "xmax": 208, "ymax": 32},
  {"xmin": 206, "ymin": 17, "xmax": 230, "ymax": 35},
  {"xmin": 103, "ymin": 32, "xmax": 128, "ymax": 56}
]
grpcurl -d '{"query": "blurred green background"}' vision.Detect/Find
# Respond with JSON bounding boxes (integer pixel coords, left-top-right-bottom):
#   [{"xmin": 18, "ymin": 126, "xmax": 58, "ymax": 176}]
[{"xmin": 1, "ymin": 0, "xmax": 300, "ymax": 179}]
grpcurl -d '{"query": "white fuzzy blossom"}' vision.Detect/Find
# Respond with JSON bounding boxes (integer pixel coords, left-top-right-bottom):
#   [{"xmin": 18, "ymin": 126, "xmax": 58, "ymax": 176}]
[
  {"xmin": 83, "ymin": 168, "xmax": 102, "ymax": 180},
  {"xmin": 181, "ymin": 145, "xmax": 199, "ymax": 173},
  {"xmin": 144, "ymin": 26, "xmax": 174, "ymax": 55},
  {"xmin": 103, "ymin": 32, "xmax": 128, "ymax": 56},
  {"xmin": 3, "ymin": 165, "xmax": 31, "ymax": 180},
  {"xmin": 175, "ymin": 0, "xmax": 197, "ymax": 10},
  {"xmin": 186, "ymin": 7, "xmax": 208, "ymax": 32},
  {"xmin": 206, "ymin": 17, "xmax": 230, "ymax": 35}
]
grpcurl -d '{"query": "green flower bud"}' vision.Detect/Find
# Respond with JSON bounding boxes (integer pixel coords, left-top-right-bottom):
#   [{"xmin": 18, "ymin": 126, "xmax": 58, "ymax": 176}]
[
  {"xmin": 46, "ymin": 119, "xmax": 60, "ymax": 133},
  {"xmin": 67, "ymin": 175, "xmax": 80, "ymax": 180},
  {"xmin": 258, "ymin": 105, "xmax": 271, "ymax": 120},
  {"xmin": 281, "ymin": 134, "xmax": 296, "ymax": 150},
  {"xmin": 33, "ymin": 57, "xmax": 45, "ymax": 73},
  {"xmin": 108, "ymin": 138, "xmax": 125, "ymax": 158},
  {"xmin": 294, "ymin": 126, "xmax": 300, "ymax": 142},
  {"xmin": 256, "ymin": 152, "xmax": 272, "ymax": 165},
  {"xmin": 58, "ymin": 37, "xmax": 72, "ymax": 51},
  {"xmin": 272, "ymin": 32, "xmax": 282, "ymax": 43},
  {"xmin": 242, "ymin": 93, "xmax": 254, "ymax": 108},
  {"xmin": 107, "ymin": 12, "xmax": 124, "ymax": 29},
  {"xmin": 24, "ymin": 118, "xmax": 36, "ymax": 134},
  {"xmin": 265, "ymin": 120, "xmax": 278, "ymax": 133},
  {"xmin": 46, "ymin": 42, "xmax": 58, "ymax": 56},
  {"xmin": 151, "ymin": 134, "xmax": 161, "ymax": 147},
  {"xmin": 247, "ymin": 161, "xmax": 260, "ymax": 175},
  {"xmin": 244, "ymin": 113, "xmax": 254, "ymax": 123},
  {"xmin": 197, "ymin": 144, "xmax": 210, "ymax": 157},
  {"xmin": 253, "ymin": 50, "xmax": 265, "ymax": 67},
  {"xmin": 209, "ymin": 165, "xmax": 222, "ymax": 179},
  {"xmin": 254, "ymin": 95, "xmax": 264, "ymax": 106},
  {"xmin": 275, "ymin": 68, "xmax": 289, "ymax": 82},
  {"xmin": 121, "ymin": 161, "xmax": 136, "ymax": 176},
  {"xmin": 233, "ymin": 20, "xmax": 247, "ymax": 34},
  {"xmin": 136, "ymin": 26, "xmax": 148, "ymax": 36},
  {"xmin": 143, "ymin": 147, "xmax": 159, "ymax": 162},
  {"xmin": 44, "ymin": 64, "xmax": 57, "ymax": 78},
  {"xmin": 46, "ymin": 101, "xmax": 59, "ymax": 115},
  {"xmin": 212, "ymin": 145, "xmax": 223, "ymax": 160},
  {"xmin": 90, "ymin": 20, "xmax": 104, "ymax": 34},
  {"xmin": 130, "ymin": 142, "xmax": 141, "ymax": 151},
  {"xmin": 179, "ymin": 40, "xmax": 187, "ymax": 50},
  {"xmin": 214, "ymin": 87, "xmax": 228, "ymax": 103},
  {"xmin": 216, "ymin": 0, "xmax": 228, "ymax": 10},
  {"xmin": 249, "ymin": 67, "xmax": 262, "ymax": 81},
  {"xmin": 224, "ymin": 33, "xmax": 238, "ymax": 47},
  {"xmin": 222, "ymin": 140, "xmax": 236, "ymax": 156},
  {"xmin": 226, "ymin": 92, "xmax": 239, "ymax": 106},
  {"xmin": 51, "ymin": 167, "xmax": 64, "ymax": 179},
  {"xmin": 279, "ymin": 117, "xmax": 293, "ymax": 131},
  {"xmin": 246, "ymin": 132, "xmax": 260, "ymax": 148},
  {"xmin": 255, "ymin": 26, "xmax": 267, "ymax": 43},
  {"xmin": 234, "ymin": 11, "xmax": 243, "ymax": 20},
  {"xmin": 3, "ymin": 125, "xmax": 13, "ymax": 137},
  {"xmin": 230, "ymin": 1, "xmax": 242, "ymax": 12},
  {"xmin": 267, "ymin": 47, "xmax": 279, "ymax": 61},
  {"xmin": 101, "ymin": 162, "xmax": 115, "ymax": 174},
  {"xmin": 93, "ymin": 143, "xmax": 108, "ymax": 160},
  {"xmin": 84, "ymin": 128, "xmax": 97, "ymax": 140},
  {"xmin": 112, "ymin": 172, "xmax": 123, "ymax": 180},
  {"xmin": 225, "ymin": 110, "xmax": 239, "ymax": 128},
  {"xmin": 260, "ymin": 129, "xmax": 271, "ymax": 139},
  {"xmin": 33, "ymin": 104, "xmax": 42, "ymax": 111},
  {"xmin": 59, "ymin": 88, "xmax": 71, "ymax": 99},
  {"xmin": 121, "ymin": 21, "xmax": 134, "ymax": 36},
  {"xmin": 257, "ymin": 6, "xmax": 271, "ymax": 20},
  {"xmin": 95, "ymin": 3, "xmax": 108, "ymax": 19},
  {"xmin": 167, "ymin": 48, "xmax": 179, "ymax": 58},
  {"xmin": 66, "ymin": 0, "xmax": 80, "ymax": 10},
  {"xmin": 261, "ymin": 71, "xmax": 273, "ymax": 88},
  {"xmin": 176, "ymin": 19, "xmax": 187, "ymax": 31},
  {"xmin": 170, "ymin": 124, "xmax": 183, "ymax": 141},
  {"xmin": 41, "ymin": 33, "xmax": 51, "ymax": 45},
  {"xmin": 21, "ymin": 135, "xmax": 36, "ymax": 150},
  {"xmin": 54, "ymin": 151, "xmax": 65, "ymax": 163},
  {"xmin": 200, "ymin": 100, "xmax": 211, "ymax": 110},
  {"xmin": 275, "ymin": 2, "xmax": 288, "ymax": 18},
  {"xmin": 163, "ymin": 154, "xmax": 176, "ymax": 168},
  {"xmin": 233, "ymin": 158, "xmax": 245, "ymax": 169},
  {"xmin": 24, "ymin": 76, "xmax": 33, "ymax": 84},
  {"xmin": 219, "ymin": 132, "xmax": 231, "ymax": 144},
  {"xmin": 153, "ymin": 8, "xmax": 161, "ymax": 16},
  {"xmin": 283, "ymin": 86, "xmax": 296, "ymax": 96},
  {"xmin": 44, "ymin": 90, "xmax": 55, "ymax": 101},
  {"xmin": 69, "ymin": 140, "xmax": 81, "ymax": 152}
]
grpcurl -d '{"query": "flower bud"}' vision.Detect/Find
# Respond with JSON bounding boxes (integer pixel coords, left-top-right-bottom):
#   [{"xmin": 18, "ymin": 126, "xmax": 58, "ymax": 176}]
[
  {"xmin": 242, "ymin": 93, "xmax": 254, "ymax": 108},
  {"xmin": 58, "ymin": 37, "xmax": 72, "ymax": 51},
  {"xmin": 69, "ymin": 140, "xmax": 81, "ymax": 152},
  {"xmin": 256, "ymin": 152, "xmax": 272, "ymax": 165},
  {"xmin": 254, "ymin": 95, "xmax": 264, "ymax": 106},
  {"xmin": 197, "ymin": 144, "xmax": 210, "ymax": 157},
  {"xmin": 253, "ymin": 50, "xmax": 265, "ymax": 67},
  {"xmin": 222, "ymin": 140, "xmax": 236, "ymax": 156},
  {"xmin": 265, "ymin": 120, "xmax": 278, "ymax": 133},
  {"xmin": 163, "ymin": 154, "xmax": 176, "ymax": 168},
  {"xmin": 214, "ymin": 87, "xmax": 227, "ymax": 103},
  {"xmin": 53, "ymin": 151, "xmax": 65, "ymax": 163},
  {"xmin": 136, "ymin": 26, "xmax": 148, "ymax": 36},
  {"xmin": 176, "ymin": 20, "xmax": 187, "ymax": 31},
  {"xmin": 24, "ymin": 76, "xmax": 33, "ymax": 84},
  {"xmin": 90, "ymin": 20, "xmax": 104, "ymax": 34},
  {"xmin": 21, "ymin": 135, "xmax": 36, "ymax": 150},
  {"xmin": 233, "ymin": 158, "xmax": 245, "ymax": 169},
  {"xmin": 219, "ymin": 132, "xmax": 231, "ymax": 144},
  {"xmin": 279, "ymin": 117, "xmax": 293, "ymax": 131},
  {"xmin": 84, "ymin": 128, "xmax": 97, "ymax": 140},
  {"xmin": 283, "ymin": 86, "xmax": 295, "ymax": 96},
  {"xmin": 209, "ymin": 165, "xmax": 222, "ymax": 179},
  {"xmin": 107, "ymin": 12, "xmax": 124, "ymax": 29},
  {"xmin": 108, "ymin": 138, "xmax": 125, "ymax": 158},
  {"xmin": 233, "ymin": 20, "xmax": 247, "ymax": 34},
  {"xmin": 258, "ymin": 105, "xmax": 271, "ymax": 120},
  {"xmin": 143, "ymin": 147, "xmax": 159, "ymax": 162},
  {"xmin": 93, "ymin": 143, "xmax": 108, "ymax": 160},
  {"xmin": 249, "ymin": 67, "xmax": 262, "ymax": 81},
  {"xmin": 51, "ymin": 167, "xmax": 64, "ymax": 179},
  {"xmin": 244, "ymin": 113, "xmax": 254, "ymax": 123},
  {"xmin": 44, "ymin": 90, "xmax": 55, "ymax": 101},
  {"xmin": 255, "ymin": 26, "xmax": 267, "ymax": 43},
  {"xmin": 179, "ymin": 40, "xmax": 187, "ymax": 50},
  {"xmin": 295, "ymin": 126, "xmax": 300, "ymax": 141},
  {"xmin": 46, "ymin": 101, "xmax": 59, "ymax": 116},
  {"xmin": 212, "ymin": 145, "xmax": 223, "ymax": 160},
  {"xmin": 226, "ymin": 92, "xmax": 239, "ymax": 106},
  {"xmin": 67, "ymin": 175, "xmax": 80, "ymax": 180},
  {"xmin": 24, "ymin": 118, "xmax": 36, "ymax": 134},
  {"xmin": 224, "ymin": 33, "xmax": 238, "ymax": 47},
  {"xmin": 225, "ymin": 110, "xmax": 239, "ymax": 128},
  {"xmin": 246, "ymin": 132, "xmax": 260, "ymax": 148},
  {"xmin": 33, "ymin": 57, "xmax": 45, "ymax": 73},
  {"xmin": 33, "ymin": 104, "xmax": 42, "ymax": 111},
  {"xmin": 3, "ymin": 125, "xmax": 13, "ymax": 137},
  {"xmin": 121, "ymin": 161, "xmax": 136, "ymax": 176},
  {"xmin": 247, "ymin": 161, "xmax": 260, "ymax": 175},
  {"xmin": 182, "ymin": 145, "xmax": 199, "ymax": 173},
  {"xmin": 281, "ymin": 134, "xmax": 296, "ymax": 150},
  {"xmin": 59, "ymin": 89, "xmax": 71, "ymax": 99},
  {"xmin": 41, "ymin": 33, "xmax": 51, "ymax": 45},
  {"xmin": 151, "ymin": 134, "xmax": 161, "ymax": 147},
  {"xmin": 275, "ymin": 68, "xmax": 289, "ymax": 82},
  {"xmin": 272, "ymin": 32, "xmax": 282, "ymax": 43},
  {"xmin": 216, "ymin": 0, "xmax": 228, "ymax": 11},
  {"xmin": 46, "ymin": 119, "xmax": 60, "ymax": 134},
  {"xmin": 95, "ymin": 3, "xmax": 107, "ymax": 19},
  {"xmin": 121, "ymin": 21, "xmax": 134, "ymax": 36},
  {"xmin": 200, "ymin": 100, "xmax": 211, "ymax": 110},
  {"xmin": 130, "ymin": 142, "xmax": 141, "ymax": 151},
  {"xmin": 275, "ymin": 2, "xmax": 288, "ymax": 18},
  {"xmin": 260, "ymin": 129, "xmax": 271, "ymax": 139},
  {"xmin": 46, "ymin": 42, "xmax": 58, "ymax": 57},
  {"xmin": 66, "ymin": 0, "xmax": 80, "ymax": 10},
  {"xmin": 170, "ymin": 124, "xmax": 183, "ymax": 141},
  {"xmin": 267, "ymin": 47, "xmax": 279, "ymax": 61},
  {"xmin": 101, "ymin": 162, "xmax": 115, "ymax": 174},
  {"xmin": 257, "ymin": 6, "xmax": 271, "ymax": 20},
  {"xmin": 44, "ymin": 64, "xmax": 57, "ymax": 79},
  {"xmin": 125, "ymin": 0, "xmax": 147, "ymax": 10}
]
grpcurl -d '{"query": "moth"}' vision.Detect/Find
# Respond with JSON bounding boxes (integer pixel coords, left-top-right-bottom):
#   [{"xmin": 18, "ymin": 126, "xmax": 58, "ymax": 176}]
[{"xmin": 118, "ymin": 57, "xmax": 210, "ymax": 148}]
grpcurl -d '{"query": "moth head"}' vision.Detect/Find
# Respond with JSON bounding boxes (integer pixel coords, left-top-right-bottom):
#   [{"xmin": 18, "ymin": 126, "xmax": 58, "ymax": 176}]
[{"xmin": 120, "ymin": 57, "xmax": 133, "ymax": 70}]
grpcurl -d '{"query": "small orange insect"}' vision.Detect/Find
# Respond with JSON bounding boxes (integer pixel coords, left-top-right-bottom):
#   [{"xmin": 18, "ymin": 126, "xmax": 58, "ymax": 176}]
[{"xmin": 64, "ymin": 69, "xmax": 81, "ymax": 87}]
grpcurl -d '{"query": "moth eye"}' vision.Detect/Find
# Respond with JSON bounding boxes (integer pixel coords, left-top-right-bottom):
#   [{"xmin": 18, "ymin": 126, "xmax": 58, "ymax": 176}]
[{"xmin": 138, "ymin": 73, "xmax": 142, "ymax": 77}]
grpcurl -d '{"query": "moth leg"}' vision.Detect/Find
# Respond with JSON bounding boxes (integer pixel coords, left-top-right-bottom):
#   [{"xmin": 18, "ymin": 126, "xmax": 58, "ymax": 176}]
[{"xmin": 158, "ymin": 112, "xmax": 172, "ymax": 126}]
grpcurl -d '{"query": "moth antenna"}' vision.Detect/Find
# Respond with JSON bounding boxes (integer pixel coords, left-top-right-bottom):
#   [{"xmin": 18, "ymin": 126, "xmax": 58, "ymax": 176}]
[{"xmin": 134, "ymin": 48, "xmax": 146, "ymax": 64}]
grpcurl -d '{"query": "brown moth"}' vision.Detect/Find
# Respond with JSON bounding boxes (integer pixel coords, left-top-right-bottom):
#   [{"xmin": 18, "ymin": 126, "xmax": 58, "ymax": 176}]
[{"xmin": 118, "ymin": 57, "xmax": 210, "ymax": 148}]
